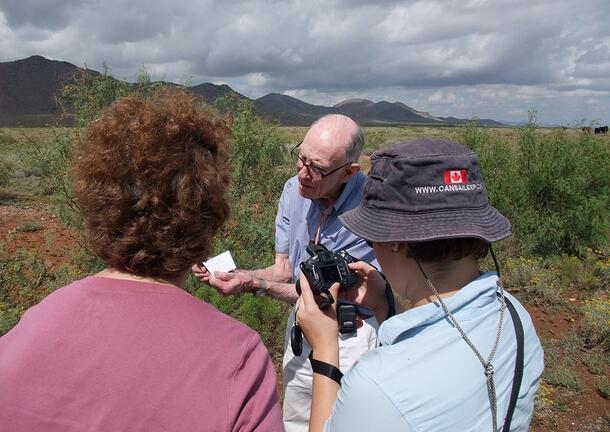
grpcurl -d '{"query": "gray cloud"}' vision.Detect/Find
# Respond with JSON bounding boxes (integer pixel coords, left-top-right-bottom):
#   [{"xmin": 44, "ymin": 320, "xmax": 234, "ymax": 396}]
[
  {"xmin": 0, "ymin": 0, "xmax": 609, "ymax": 124},
  {"xmin": 0, "ymin": 0, "xmax": 88, "ymax": 30}
]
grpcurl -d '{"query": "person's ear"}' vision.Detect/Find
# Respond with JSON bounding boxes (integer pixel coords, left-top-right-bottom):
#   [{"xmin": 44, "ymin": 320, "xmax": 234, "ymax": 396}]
[{"xmin": 341, "ymin": 162, "xmax": 360, "ymax": 181}]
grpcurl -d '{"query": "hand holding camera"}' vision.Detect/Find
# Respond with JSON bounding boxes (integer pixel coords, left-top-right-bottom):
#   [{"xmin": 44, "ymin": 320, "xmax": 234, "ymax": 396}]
[
  {"xmin": 294, "ymin": 272, "xmax": 341, "ymax": 358},
  {"xmin": 293, "ymin": 244, "xmax": 373, "ymax": 356},
  {"xmin": 297, "ymin": 244, "xmax": 359, "ymax": 297}
]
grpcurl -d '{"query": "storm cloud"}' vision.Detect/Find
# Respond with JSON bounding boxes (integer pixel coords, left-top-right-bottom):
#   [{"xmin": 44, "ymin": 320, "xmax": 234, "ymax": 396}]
[{"xmin": 1, "ymin": 0, "xmax": 609, "ymax": 124}]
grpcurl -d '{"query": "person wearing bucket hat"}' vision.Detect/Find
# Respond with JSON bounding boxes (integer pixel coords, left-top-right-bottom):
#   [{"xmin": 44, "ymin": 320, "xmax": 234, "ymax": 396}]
[{"xmin": 296, "ymin": 139, "xmax": 544, "ymax": 432}]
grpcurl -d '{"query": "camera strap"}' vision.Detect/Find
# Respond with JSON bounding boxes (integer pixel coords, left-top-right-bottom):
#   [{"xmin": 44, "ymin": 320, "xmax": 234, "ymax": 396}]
[
  {"xmin": 309, "ymin": 352, "xmax": 343, "ymax": 385},
  {"xmin": 490, "ymin": 245, "xmax": 525, "ymax": 432},
  {"xmin": 501, "ymin": 294, "xmax": 524, "ymax": 432},
  {"xmin": 384, "ymin": 278, "xmax": 396, "ymax": 319}
]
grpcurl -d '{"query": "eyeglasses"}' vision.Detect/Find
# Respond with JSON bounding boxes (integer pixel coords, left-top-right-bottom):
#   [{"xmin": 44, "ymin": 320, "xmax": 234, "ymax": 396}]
[{"xmin": 290, "ymin": 141, "xmax": 352, "ymax": 180}]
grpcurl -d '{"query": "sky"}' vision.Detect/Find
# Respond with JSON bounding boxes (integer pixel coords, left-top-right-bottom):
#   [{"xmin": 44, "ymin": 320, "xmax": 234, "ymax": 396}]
[{"xmin": 1, "ymin": 0, "xmax": 609, "ymax": 125}]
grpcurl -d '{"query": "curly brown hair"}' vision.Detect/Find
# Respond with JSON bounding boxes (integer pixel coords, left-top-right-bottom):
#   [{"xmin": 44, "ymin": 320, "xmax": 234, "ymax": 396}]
[{"xmin": 72, "ymin": 89, "xmax": 230, "ymax": 278}]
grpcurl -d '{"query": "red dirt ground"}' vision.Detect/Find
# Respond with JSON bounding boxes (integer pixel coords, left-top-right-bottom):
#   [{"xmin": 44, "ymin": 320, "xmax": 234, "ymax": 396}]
[{"xmin": 1, "ymin": 200, "xmax": 608, "ymax": 431}]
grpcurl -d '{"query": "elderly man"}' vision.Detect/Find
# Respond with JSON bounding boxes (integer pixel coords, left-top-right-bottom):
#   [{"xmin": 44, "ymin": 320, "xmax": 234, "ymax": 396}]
[{"xmin": 193, "ymin": 114, "xmax": 380, "ymax": 432}]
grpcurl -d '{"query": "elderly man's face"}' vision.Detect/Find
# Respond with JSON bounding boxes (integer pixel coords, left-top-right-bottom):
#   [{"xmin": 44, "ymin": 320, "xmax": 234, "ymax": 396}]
[{"xmin": 295, "ymin": 135, "xmax": 351, "ymax": 204}]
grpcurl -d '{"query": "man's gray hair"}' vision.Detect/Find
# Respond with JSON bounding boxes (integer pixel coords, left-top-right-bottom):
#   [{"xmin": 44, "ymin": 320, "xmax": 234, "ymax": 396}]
[{"xmin": 345, "ymin": 127, "xmax": 364, "ymax": 162}]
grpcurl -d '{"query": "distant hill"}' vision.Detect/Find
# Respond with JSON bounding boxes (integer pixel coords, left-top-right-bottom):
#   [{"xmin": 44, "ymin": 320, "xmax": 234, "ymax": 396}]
[
  {"xmin": 254, "ymin": 93, "xmax": 333, "ymax": 125},
  {"xmin": 252, "ymin": 96, "xmax": 447, "ymax": 126},
  {"xmin": 0, "ymin": 55, "xmax": 86, "ymax": 126},
  {"xmin": 0, "ymin": 55, "xmax": 507, "ymax": 127},
  {"xmin": 333, "ymin": 99, "xmax": 443, "ymax": 125},
  {"xmin": 188, "ymin": 82, "xmax": 247, "ymax": 104},
  {"xmin": 438, "ymin": 116, "xmax": 505, "ymax": 127}
]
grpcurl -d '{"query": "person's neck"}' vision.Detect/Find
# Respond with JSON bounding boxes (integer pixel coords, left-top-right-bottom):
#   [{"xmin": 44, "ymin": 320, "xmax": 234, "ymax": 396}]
[
  {"xmin": 407, "ymin": 258, "xmax": 480, "ymax": 308},
  {"xmin": 96, "ymin": 268, "xmax": 189, "ymax": 288}
]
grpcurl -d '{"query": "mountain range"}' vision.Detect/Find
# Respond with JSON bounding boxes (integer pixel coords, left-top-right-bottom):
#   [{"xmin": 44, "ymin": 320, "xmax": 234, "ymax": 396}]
[{"xmin": 0, "ymin": 56, "xmax": 505, "ymax": 127}]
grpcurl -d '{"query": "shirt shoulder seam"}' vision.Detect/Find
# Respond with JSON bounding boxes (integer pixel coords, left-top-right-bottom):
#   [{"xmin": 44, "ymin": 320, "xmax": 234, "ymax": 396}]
[{"xmin": 227, "ymin": 332, "xmax": 259, "ymax": 432}]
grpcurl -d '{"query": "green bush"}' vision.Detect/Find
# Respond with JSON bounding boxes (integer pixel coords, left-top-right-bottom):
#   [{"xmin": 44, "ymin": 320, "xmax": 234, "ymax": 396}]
[
  {"xmin": 212, "ymin": 95, "xmax": 292, "ymax": 270},
  {"xmin": 0, "ymin": 303, "xmax": 23, "ymax": 336},
  {"xmin": 517, "ymin": 118, "xmax": 609, "ymax": 256},
  {"xmin": 580, "ymin": 295, "xmax": 610, "ymax": 350},
  {"xmin": 458, "ymin": 112, "xmax": 610, "ymax": 256},
  {"xmin": 19, "ymin": 67, "xmax": 159, "ymax": 228},
  {"xmin": 596, "ymin": 377, "xmax": 610, "ymax": 399},
  {"xmin": 198, "ymin": 96, "xmax": 293, "ymax": 350},
  {"xmin": 0, "ymin": 160, "xmax": 14, "ymax": 188},
  {"xmin": 544, "ymin": 364, "xmax": 581, "ymax": 392},
  {"xmin": 62, "ymin": 65, "xmax": 159, "ymax": 127},
  {"xmin": 0, "ymin": 131, "xmax": 16, "ymax": 192},
  {"xmin": 0, "ymin": 247, "xmax": 94, "ymax": 335},
  {"xmin": 15, "ymin": 221, "xmax": 42, "ymax": 233},
  {"xmin": 550, "ymin": 250, "xmax": 610, "ymax": 292},
  {"xmin": 501, "ymin": 256, "xmax": 565, "ymax": 308},
  {"xmin": 582, "ymin": 350, "xmax": 609, "ymax": 375},
  {"xmin": 20, "ymin": 129, "xmax": 80, "ymax": 226}
]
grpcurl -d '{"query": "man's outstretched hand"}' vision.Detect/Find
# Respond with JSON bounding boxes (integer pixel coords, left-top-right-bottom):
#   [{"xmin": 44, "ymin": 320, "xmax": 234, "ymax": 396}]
[{"xmin": 191, "ymin": 264, "xmax": 254, "ymax": 295}]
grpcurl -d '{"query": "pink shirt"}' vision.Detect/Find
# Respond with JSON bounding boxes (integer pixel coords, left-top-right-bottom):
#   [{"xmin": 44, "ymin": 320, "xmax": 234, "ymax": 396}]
[{"xmin": 0, "ymin": 276, "xmax": 284, "ymax": 431}]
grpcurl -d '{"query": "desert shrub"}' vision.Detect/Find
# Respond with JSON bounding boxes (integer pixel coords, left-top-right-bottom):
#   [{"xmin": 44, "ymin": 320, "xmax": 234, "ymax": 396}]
[
  {"xmin": 0, "ymin": 160, "xmax": 14, "ymax": 188},
  {"xmin": 458, "ymin": 112, "xmax": 610, "ymax": 256},
  {"xmin": 501, "ymin": 256, "xmax": 565, "ymax": 308},
  {"xmin": 212, "ymin": 95, "xmax": 292, "ymax": 270},
  {"xmin": 191, "ymin": 95, "xmax": 293, "ymax": 353},
  {"xmin": 459, "ymin": 123, "xmax": 525, "ymax": 227},
  {"xmin": 0, "ymin": 303, "xmax": 22, "ymax": 336},
  {"xmin": 582, "ymin": 350, "xmax": 609, "ymax": 375},
  {"xmin": 542, "ymin": 337, "xmax": 582, "ymax": 392},
  {"xmin": 596, "ymin": 377, "xmax": 610, "ymax": 399},
  {"xmin": 516, "ymin": 115, "xmax": 610, "ymax": 256},
  {"xmin": 549, "ymin": 250, "xmax": 610, "ymax": 293},
  {"xmin": 0, "ymin": 247, "xmax": 90, "ymax": 335},
  {"xmin": 0, "ymin": 131, "xmax": 16, "ymax": 190},
  {"xmin": 544, "ymin": 365, "xmax": 581, "ymax": 392},
  {"xmin": 62, "ymin": 65, "xmax": 158, "ymax": 128},
  {"xmin": 0, "ymin": 130, "xmax": 15, "ymax": 145},
  {"xmin": 15, "ymin": 221, "xmax": 42, "ymax": 233},
  {"xmin": 19, "ymin": 67, "xmax": 159, "ymax": 228},
  {"xmin": 532, "ymin": 380, "xmax": 555, "ymax": 424},
  {"xmin": 579, "ymin": 295, "xmax": 610, "ymax": 350},
  {"xmin": 19, "ymin": 129, "xmax": 80, "ymax": 225}
]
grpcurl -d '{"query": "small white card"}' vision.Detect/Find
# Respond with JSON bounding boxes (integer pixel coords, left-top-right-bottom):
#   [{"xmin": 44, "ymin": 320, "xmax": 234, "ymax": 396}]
[{"xmin": 202, "ymin": 251, "xmax": 237, "ymax": 274}]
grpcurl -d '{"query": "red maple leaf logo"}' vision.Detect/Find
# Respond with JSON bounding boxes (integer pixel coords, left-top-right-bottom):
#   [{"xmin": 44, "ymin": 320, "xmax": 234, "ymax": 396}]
[{"xmin": 444, "ymin": 169, "xmax": 468, "ymax": 184}]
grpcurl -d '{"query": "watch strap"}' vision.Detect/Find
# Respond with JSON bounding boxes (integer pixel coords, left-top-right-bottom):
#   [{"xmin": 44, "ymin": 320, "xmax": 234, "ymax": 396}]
[{"xmin": 255, "ymin": 278, "xmax": 267, "ymax": 296}]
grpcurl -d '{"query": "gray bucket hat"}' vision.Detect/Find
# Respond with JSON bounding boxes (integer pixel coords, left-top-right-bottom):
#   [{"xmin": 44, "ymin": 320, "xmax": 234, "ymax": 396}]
[{"xmin": 340, "ymin": 139, "xmax": 511, "ymax": 243}]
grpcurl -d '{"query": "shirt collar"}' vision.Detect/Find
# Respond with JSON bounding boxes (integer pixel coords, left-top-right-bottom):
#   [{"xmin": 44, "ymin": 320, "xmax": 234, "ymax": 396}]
[{"xmin": 379, "ymin": 272, "xmax": 499, "ymax": 345}]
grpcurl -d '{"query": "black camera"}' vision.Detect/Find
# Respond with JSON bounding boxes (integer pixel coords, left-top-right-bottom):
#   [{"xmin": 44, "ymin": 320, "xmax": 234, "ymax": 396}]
[
  {"xmin": 291, "ymin": 244, "xmax": 367, "ymax": 356},
  {"xmin": 297, "ymin": 244, "xmax": 359, "ymax": 296}
]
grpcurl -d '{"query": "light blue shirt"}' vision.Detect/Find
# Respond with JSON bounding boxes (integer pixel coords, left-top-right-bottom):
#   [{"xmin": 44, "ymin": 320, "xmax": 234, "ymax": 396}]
[
  {"xmin": 324, "ymin": 273, "xmax": 544, "ymax": 432},
  {"xmin": 275, "ymin": 173, "xmax": 377, "ymax": 281}
]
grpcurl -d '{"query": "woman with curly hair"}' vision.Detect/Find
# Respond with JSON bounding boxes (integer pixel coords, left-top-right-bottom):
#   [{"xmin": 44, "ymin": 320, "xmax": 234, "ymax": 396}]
[{"xmin": 0, "ymin": 90, "xmax": 283, "ymax": 431}]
